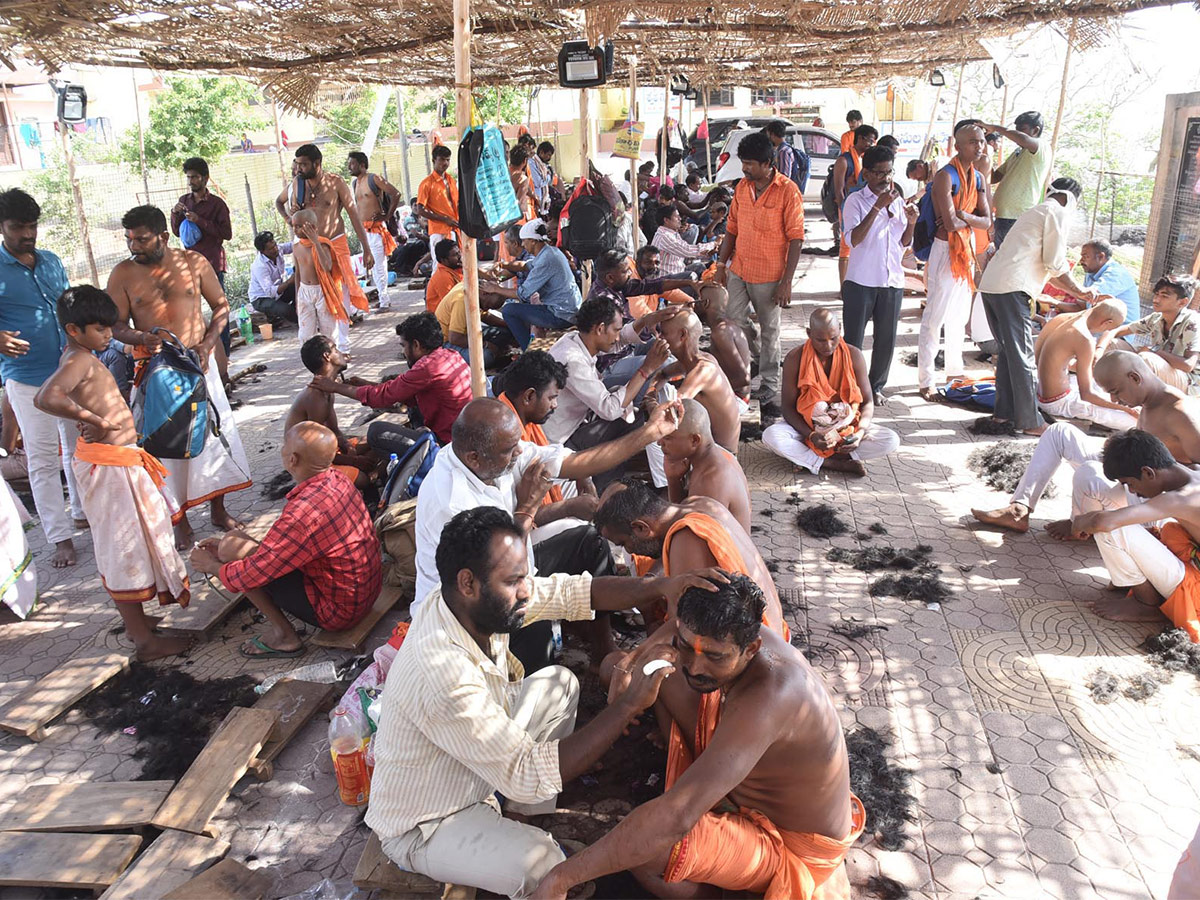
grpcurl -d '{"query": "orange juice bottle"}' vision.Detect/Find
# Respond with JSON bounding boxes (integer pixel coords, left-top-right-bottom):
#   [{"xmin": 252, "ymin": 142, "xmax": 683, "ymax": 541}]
[{"xmin": 328, "ymin": 706, "xmax": 370, "ymax": 807}]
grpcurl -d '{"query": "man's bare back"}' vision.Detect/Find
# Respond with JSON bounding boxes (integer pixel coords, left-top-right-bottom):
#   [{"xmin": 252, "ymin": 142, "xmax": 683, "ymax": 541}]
[
  {"xmin": 672, "ymin": 354, "xmax": 741, "ymax": 452},
  {"xmin": 1139, "ymin": 390, "xmax": 1200, "ymax": 465},
  {"xmin": 685, "ymin": 445, "xmax": 752, "ymax": 531},
  {"xmin": 285, "ymin": 387, "xmax": 336, "ymax": 437},
  {"xmin": 1033, "ymin": 312, "xmax": 1084, "ymax": 398},
  {"xmin": 107, "ymin": 247, "xmax": 219, "ymax": 352},
  {"xmin": 709, "ymin": 318, "xmax": 752, "ymax": 399}
]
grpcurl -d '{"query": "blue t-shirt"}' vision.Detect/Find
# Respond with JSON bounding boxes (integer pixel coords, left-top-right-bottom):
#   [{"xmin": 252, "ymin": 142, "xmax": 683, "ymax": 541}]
[
  {"xmin": 1084, "ymin": 259, "xmax": 1141, "ymax": 324},
  {"xmin": 0, "ymin": 244, "xmax": 68, "ymax": 386},
  {"xmin": 517, "ymin": 245, "xmax": 582, "ymax": 323}
]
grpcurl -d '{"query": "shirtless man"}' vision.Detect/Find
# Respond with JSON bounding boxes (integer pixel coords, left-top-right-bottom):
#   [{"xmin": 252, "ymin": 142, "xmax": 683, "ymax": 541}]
[
  {"xmin": 1071, "ymin": 430, "xmax": 1200, "ymax": 633},
  {"xmin": 595, "ymin": 478, "xmax": 785, "ymax": 635},
  {"xmin": 347, "ymin": 151, "xmax": 400, "ymax": 301},
  {"xmin": 651, "ymin": 308, "xmax": 741, "ymax": 450},
  {"xmin": 107, "ymin": 204, "xmax": 252, "ymax": 548},
  {"xmin": 1034, "ymin": 299, "xmax": 1138, "ymax": 431},
  {"xmin": 693, "ymin": 282, "xmax": 752, "ymax": 402},
  {"xmin": 276, "ymin": 144, "xmax": 374, "ymax": 338},
  {"xmin": 288, "ymin": 335, "xmax": 378, "ymax": 488},
  {"xmin": 972, "ymin": 350, "xmax": 1200, "ymax": 535},
  {"xmin": 657, "ymin": 398, "xmax": 752, "ymax": 531},
  {"xmin": 533, "ymin": 574, "xmax": 859, "ymax": 900}
]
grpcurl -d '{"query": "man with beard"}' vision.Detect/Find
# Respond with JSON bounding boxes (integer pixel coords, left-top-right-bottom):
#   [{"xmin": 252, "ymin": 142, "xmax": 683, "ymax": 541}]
[
  {"xmin": 532, "ymin": 574, "xmax": 862, "ymax": 900},
  {"xmin": 107, "ymin": 205, "xmax": 252, "ymax": 549},
  {"xmin": 275, "ymin": 144, "xmax": 374, "ymax": 347},
  {"xmin": 367, "ymin": 505, "xmax": 725, "ymax": 898}
]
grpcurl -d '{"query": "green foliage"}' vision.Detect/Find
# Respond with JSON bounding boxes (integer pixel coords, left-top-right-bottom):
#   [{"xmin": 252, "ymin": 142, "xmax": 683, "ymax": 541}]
[
  {"xmin": 119, "ymin": 77, "xmax": 263, "ymax": 173},
  {"xmin": 320, "ymin": 87, "xmax": 401, "ymax": 147},
  {"xmin": 417, "ymin": 88, "xmax": 528, "ymax": 128}
]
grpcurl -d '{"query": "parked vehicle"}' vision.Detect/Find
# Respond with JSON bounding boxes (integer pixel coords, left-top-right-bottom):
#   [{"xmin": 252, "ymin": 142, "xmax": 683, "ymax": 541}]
[
  {"xmin": 712, "ymin": 124, "xmax": 841, "ymax": 202},
  {"xmin": 686, "ymin": 116, "xmax": 795, "ymax": 179}
]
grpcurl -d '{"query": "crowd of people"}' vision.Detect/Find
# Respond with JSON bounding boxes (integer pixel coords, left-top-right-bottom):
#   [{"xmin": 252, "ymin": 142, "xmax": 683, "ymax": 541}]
[{"xmin": 0, "ymin": 104, "xmax": 1198, "ymax": 899}]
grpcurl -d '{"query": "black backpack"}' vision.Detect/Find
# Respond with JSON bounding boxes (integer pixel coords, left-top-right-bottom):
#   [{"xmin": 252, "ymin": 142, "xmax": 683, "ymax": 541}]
[
  {"xmin": 566, "ymin": 194, "xmax": 617, "ymax": 261},
  {"xmin": 367, "ymin": 174, "xmax": 399, "ymax": 238}
]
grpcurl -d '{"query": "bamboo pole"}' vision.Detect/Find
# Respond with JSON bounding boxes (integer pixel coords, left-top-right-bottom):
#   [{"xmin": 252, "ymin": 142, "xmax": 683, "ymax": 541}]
[
  {"xmin": 396, "ymin": 87, "xmax": 412, "ymax": 200},
  {"xmin": 920, "ymin": 83, "xmax": 943, "ymax": 156},
  {"xmin": 271, "ymin": 101, "xmax": 287, "ymax": 189},
  {"xmin": 889, "ymin": 83, "xmax": 896, "ymax": 135},
  {"xmin": 997, "ymin": 80, "xmax": 1009, "ymax": 165},
  {"xmin": 453, "ymin": 0, "xmax": 486, "ymax": 398},
  {"xmin": 59, "ymin": 126, "xmax": 98, "ymax": 284},
  {"xmin": 1049, "ymin": 18, "xmax": 1077, "ymax": 156},
  {"xmin": 130, "ymin": 70, "xmax": 149, "ymax": 200},
  {"xmin": 703, "ymin": 86, "xmax": 712, "ymax": 182},
  {"xmin": 1, "ymin": 81, "xmax": 24, "ymax": 171},
  {"xmin": 629, "ymin": 60, "xmax": 640, "ymax": 252},
  {"xmin": 946, "ymin": 63, "xmax": 964, "ymax": 155},
  {"xmin": 578, "ymin": 88, "xmax": 590, "ymax": 182},
  {"xmin": 660, "ymin": 74, "xmax": 670, "ymax": 185}
]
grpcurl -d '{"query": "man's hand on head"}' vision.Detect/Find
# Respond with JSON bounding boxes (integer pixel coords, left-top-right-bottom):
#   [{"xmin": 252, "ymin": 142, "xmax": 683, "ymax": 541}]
[{"xmin": 646, "ymin": 399, "xmax": 683, "ymax": 440}]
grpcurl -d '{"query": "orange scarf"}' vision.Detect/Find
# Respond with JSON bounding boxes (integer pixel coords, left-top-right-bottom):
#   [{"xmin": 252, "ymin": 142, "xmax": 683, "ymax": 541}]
[
  {"xmin": 948, "ymin": 157, "xmax": 978, "ymax": 290},
  {"xmin": 363, "ymin": 220, "xmax": 397, "ymax": 258},
  {"xmin": 497, "ymin": 393, "xmax": 563, "ymax": 506},
  {"xmin": 74, "ymin": 438, "xmax": 169, "ymax": 491},
  {"xmin": 329, "ymin": 233, "xmax": 369, "ymax": 311},
  {"xmin": 297, "ymin": 238, "xmax": 350, "ymax": 323},
  {"xmin": 795, "ymin": 339, "xmax": 863, "ymax": 458},
  {"xmin": 848, "ymin": 147, "xmax": 862, "ymax": 183}
]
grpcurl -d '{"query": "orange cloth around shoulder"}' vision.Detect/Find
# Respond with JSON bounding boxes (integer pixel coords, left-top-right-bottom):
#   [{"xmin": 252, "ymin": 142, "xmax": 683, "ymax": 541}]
[
  {"xmin": 663, "ymin": 691, "xmax": 865, "ymax": 899},
  {"xmin": 425, "ymin": 265, "xmax": 464, "ymax": 313},
  {"xmin": 662, "ymin": 512, "xmax": 749, "ymax": 577},
  {"xmin": 297, "ymin": 238, "xmax": 350, "ymax": 323},
  {"xmin": 840, "ymin": 130, "xmax": 854, "ymax": 153},
  {"xmin": 497, "ymin": 392, "xmax": 563, "ymax": 506},
  {"xmin": 329, "ymin": 233, "xmax": 369, "ymax": 311},
  {"xmin": 795, "ymin": 340, "xmax": 863, "ymax": 459},
  {"xmin": 363, "ymin": 220, "xmax": 398, "ymax": 258},
  {"xmin": 947, "ymin": 158, "xmax": 979, "ymax": 291},
  {"xmin": 74, "ymin": 438, "xmax": 169, "ymax": 490},
  {"xmin": 1159, "ymin": 521, "xmax": 1200, "ymax": 642}
]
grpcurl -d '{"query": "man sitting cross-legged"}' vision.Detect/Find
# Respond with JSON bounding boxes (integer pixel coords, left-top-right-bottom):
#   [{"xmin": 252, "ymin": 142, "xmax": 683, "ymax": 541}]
[
  {"xmin": 657, "ymin": 398, "xmax": 752, "ymax": 531},
  {"xmin": 763, "ymin": 308, "xmax": 900, "ymax": 478},
  {"xmin": 287, "ymin": 335, "xmax": 380, "ymax": 489},
  {"xmin": 971, "ymin": 350, "xmax": 1200, "ymax": 536},
  {"xmin": 692, "ymin": 282, "xmax": 752, "ymax": 404},
  {"xmin": 189, "ymin": 422, "xmax": 382, "ymax": 659},
  {"xmin": 1034, "ymin": 299, "xmax": 1137, "ymax": 431},
  {"xmin": 366, "ymin": 505, "xmax": 726, "ymax": 899},
  {"xmin": 595, "ymin": 477, "xmax": 786, "ymax": 636},
  {"xmin": 1071, "ymin": 430, "xmax": 1200, "ymax": 636},
  {"xmin": 533, "ymin": 573, "xmax": 863, "ymax": 900}
]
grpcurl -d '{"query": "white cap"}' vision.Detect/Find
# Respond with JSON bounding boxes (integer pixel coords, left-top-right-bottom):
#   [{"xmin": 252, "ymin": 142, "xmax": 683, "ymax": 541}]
[{"xmin": 519, "ymin": 219, "xmax": 550, "ymax": 242}]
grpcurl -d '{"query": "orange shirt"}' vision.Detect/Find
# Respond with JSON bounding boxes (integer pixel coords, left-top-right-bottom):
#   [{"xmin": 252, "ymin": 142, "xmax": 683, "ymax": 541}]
[
  {"xmin": 425, "ymin": 265, "xmax": 463, "ymax": 313},
  {"xmin": 417, "ymin": 171, "xmax": 459, "ymax": 237},
  {"xmin": 840, "ymin": 130, "xmax": 856, "ymax": 153},
  {"xmin": 727, "ymin": 171, "xmax": 805, "ymax": 285}
]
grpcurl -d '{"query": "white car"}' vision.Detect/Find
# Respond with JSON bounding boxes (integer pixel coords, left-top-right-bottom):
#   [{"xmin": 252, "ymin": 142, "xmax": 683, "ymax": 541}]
[{"xmin": 713, "ymin": 124, "xmax": 843, "ymax": 202}]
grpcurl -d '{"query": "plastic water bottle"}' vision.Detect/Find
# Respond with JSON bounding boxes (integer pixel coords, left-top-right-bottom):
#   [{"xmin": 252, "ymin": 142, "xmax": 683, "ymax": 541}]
[
  {"xmin": 387, "ymin": 453, "xmax": 399, "ymax": 476},
  {"xmin": 328, "ymin": 706, "xmax": 371, "ymax": 807}
]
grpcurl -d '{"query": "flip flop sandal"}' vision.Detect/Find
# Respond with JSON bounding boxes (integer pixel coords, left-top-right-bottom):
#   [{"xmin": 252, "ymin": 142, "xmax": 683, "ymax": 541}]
[{"xmin": 240, "ymin": 636, "xmax": 305, "ymax": 659}]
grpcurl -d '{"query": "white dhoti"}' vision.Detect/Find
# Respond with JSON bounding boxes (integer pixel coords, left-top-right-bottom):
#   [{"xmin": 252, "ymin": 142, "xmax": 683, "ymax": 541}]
[
  {"xmin": 1037, "ymin": 375, "xmax": 1138, "ymax": 432},
  {"xmin": 918, "ymin": 238, "xmax": 973, "ymax": 389},
  {"xmin": 297, "ymin": 282, "xmax": 345, "ymax": 351},
  {"xmin": 72, "ymin": 442, "xmax": 190, "ymax": 607},
  {"xmin": 762, "ymin": 422, "xmax": 901, "ymax": 475},
  {"xmin": 0, "ymin": 474, "xmax": 37, "ymax": 618}
]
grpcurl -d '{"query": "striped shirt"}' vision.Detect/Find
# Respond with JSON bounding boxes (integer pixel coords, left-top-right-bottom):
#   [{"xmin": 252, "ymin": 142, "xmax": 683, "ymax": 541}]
[{"xmin": 365, "ymin": 573, "xmax": 594, "ymax": 840}]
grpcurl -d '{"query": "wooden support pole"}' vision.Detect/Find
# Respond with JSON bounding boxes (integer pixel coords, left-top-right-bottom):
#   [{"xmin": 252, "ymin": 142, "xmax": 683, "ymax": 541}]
[
  {"xmin": 130, "ymin": 70, "xmax": 149, "ymax": 200},
  {"xmin": 578, "ymin": 87, "xmax": 590, "ymax": 182},
  {"xmin": 396, "ymin": 87, "xmax": 412, "ymax": 200},
  {"xmin": 997, "ymin": 80, "xmax": 1009, "ymax": 165},
  {"xmin": 453, "ymin": 0, "xmax": 486, "ymax": 398},
  {"xmin": 703, "ymin": 86, "xmax": 712, "ymax": 181},
  {"xmin": 661, "ymin": 74, "xmax": 670, "ymax": 184},
  {"xmin": 946, "ymin": 63, "xmax": 964, "ymax": 155},
  {"xmin": 920, "ymin": 83, "xmax": 942, "ymax": 156},
  {"xmin": 629, "ymin": 60, "xmax": 640, "ymax": 252},
  {"xmin": 1, "ymin": 81, "xmax": 24, "ymax": 171},
  {"xmin": 59, "ymin": 126, "xmax": 98, "ymax": 284},
  {"xmin": 271, "ymin": 101, "xmax": 287, "ymax": 189},
  {"xmin": 1049, "ymin": 18, "xmax": 1077, "ymax": 156}
]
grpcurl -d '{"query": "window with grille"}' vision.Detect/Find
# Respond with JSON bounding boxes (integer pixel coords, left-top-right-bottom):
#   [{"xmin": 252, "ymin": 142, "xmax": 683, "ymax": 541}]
[{"xmin": 1164, "ymin": 118, "xmax": 1200, "ymax": 278}]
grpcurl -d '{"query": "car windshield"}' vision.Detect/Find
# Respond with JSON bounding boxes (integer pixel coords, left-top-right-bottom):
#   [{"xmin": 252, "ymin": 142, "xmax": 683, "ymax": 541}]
[{"xmin": 800, "ymin": 131, "xmax": 837, "ymax": 157}]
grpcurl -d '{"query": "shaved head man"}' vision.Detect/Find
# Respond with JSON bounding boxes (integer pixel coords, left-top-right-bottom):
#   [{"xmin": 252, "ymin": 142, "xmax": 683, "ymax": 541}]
[
  {"xmin": 190, "ymin": 421, "xmax": 383, "ymax": 657},
  {"xmin": 657, "ymin": 398, "xmax": 752, "ymax": 531},
  {"xmin": 652, "ymin": 308, "xmax": 741, "ymax": 452}
]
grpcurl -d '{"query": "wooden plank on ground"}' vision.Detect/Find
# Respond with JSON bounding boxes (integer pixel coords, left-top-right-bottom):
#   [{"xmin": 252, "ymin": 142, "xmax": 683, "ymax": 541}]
[
  {"xmin": 247, "ymin": 679, "xmax": 336, "ymax": 779},
  {"xmin": 99, "ymin": 829, "xmax": 229, "ymax": 900},
  {"xmin": 158, "ymin": 578, "xmax": 244, "ymax": 637},
  {"xmin": 0, "ymin": 649, "xmax": 131, "ymax": 741},
  {"xmin": 353, "ymin": 832, "xmax": 442, "ymax": 895},
  {"xmin": 313, "ymin": 584, "xmax": 402, "ymax": 651},
  {"xmin": 150, "ymin": 707, "xmax": 279, "ymax": 835},
  {"xmin": 0, "ymin": 780, "xmax": 174, "ymax": 833},
  {"xmin": 0, "ymin": 831, "xmax": 142, "ymax": 891},
  {"xmin": 162, "ymin": 859, "xmax": 270, "ymax": 900}
]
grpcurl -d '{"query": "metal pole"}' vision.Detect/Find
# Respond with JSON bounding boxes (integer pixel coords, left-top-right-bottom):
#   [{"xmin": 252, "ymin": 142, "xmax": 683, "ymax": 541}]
[
  {"xmin": 396, "ymin": 87, "xmax": 412, "ymax": 199},
  {"xmin": 661, "ymin": 74, "xmax": 670, "ymax": 185},
  {"xmin": 130, "ymin": 70, "xmax": 149, "ymax": 199},
  {"xmin": 59, "ymin": 126, "xmax": 98, "ymax": 284},
  {"xmin": 629, "ymin": 59, "xmax": 640, "ymax": 252},
  {"xmin": 244, "ymin": 174, "xmax": 258, "ymax": 236},
  {"xmin": 1, "ymin": 81, "xmax": 24, "ymax": 171},
  {"xmin": 454, "ymin": 0, "xmax": 486, "ymax": 398},
  {"xmin": 1049, "ymin": 18, "xmax": 1077, "ymax": 157},
  {"xmin": 271, "ymin": 101, "xmax": 287, "ymax": 188},
  {"xmin": 578, "ymin": 88, "xmax": 590, "ymax": 183},
  {"xmin": 703, "ymin": 86, "xmax": 712, "ymax": 181}
]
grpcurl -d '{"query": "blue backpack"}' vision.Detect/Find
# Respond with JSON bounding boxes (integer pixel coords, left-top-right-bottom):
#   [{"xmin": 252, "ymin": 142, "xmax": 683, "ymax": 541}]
[
  {"xmin": 378, "ymin": 430, "xmax": 439, "ymax": 510},
  {"xmin": 941, "ymin": 376, "xmax": 996, "ymax": 410},
  {"xmin": 133, "ymin": 329, "xmax": 216, "ymax": 460},
  {"xmin": 912, "ymin": 164, "xmax": 985, "ymax": 262}
]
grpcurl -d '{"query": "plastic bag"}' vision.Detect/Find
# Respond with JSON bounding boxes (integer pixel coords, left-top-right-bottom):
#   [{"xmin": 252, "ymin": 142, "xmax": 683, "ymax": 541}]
[
  {"xmin": 280, "ymin": 879, "xmax": 366, "ymax": 900},
  {"xmin": 332, "ymin": 642, "xmax": 399, "ymax": 735},
  {"xmin": 458, "ymin": 123, "xmax": 521, "ymax": 239},
  {"xmin": 179, "ymin": 217, "xmax": 202, "ymax": 249}
]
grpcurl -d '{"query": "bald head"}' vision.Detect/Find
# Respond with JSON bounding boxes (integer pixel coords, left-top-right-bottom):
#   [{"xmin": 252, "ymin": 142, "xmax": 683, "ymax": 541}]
[
  {"xmin": 809, "ymin": 307, "xmax": 841, "ymax": 334},
  {"xmin": 677, "ymin": 398, "xmax": 712, "ymax": 439},
  {"xmin": 452, "ymin": 398, "xmax": 523, "ymax": 483},
  {"xmin": 1086, "ymin": 299, "xmax": 1127, "ymax": 332},
  {"xmin": 1095, "ymin": 349, "xmax": 1157, "ymax": 407},
  {"xmin": 282, "ymin": 421, "xmax": 337, "ymax": 480},
  {"xmin": 1095, "ymin": 349, "xmax": 1150, "ymax": 383},
  {"xmin": 292, "ymin": 208, "xmax": 318, "ymax": 229}
]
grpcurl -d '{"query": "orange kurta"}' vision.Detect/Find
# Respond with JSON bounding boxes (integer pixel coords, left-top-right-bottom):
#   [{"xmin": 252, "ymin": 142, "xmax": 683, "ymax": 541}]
[
  {"xmin": 297, "ymin": 237, "xmax": 350, "ymax": 323},
  {"xmin": 497, "ymin": 393, "xmax": 563, "ymax": 506},
  {"xmin": 794, "ymin": 340, "xmax": 864, "ymax": 458},
  {"xmin": 329, "ymin": 233, "xmax": 369, "ymax": 311}
]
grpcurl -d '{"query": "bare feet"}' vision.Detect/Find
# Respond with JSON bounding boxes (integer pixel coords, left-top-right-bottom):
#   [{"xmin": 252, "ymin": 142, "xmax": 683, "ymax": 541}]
[
  {"xmin": 821, "ymin": 456, "xmax": 867, "ymax": 477},
  {"xmin": 919, "ymin": 387, "xmax": 941, "ymax": 403},
  {"xmin": 174, "ymin": 516, "xmax": 195, "ymax": 552},
  {"xmin": 971, "ymin": 503, "xmax": 1031, "ymax": 533},
  {"xmin": 1045, "ymin": 519, "xmax": 1088, "ymax": 542},
  {"xmin": 134, "ymin": 633, "xmax": 194, "ymax": 662},
  {"xmin": 51, "ymin": 539, "xmax": 77, "ymax": 568},
  {"xmin": 1089, "ymin": 589, "xmax": 1170, "ymax": 623},
  {"xmin": 210, "ymin": 498, "xmax": 243, "ymax": 533},
  {"xmin": 1021, "ymin": 424, "xmax": 1048, "ymax": 437}
]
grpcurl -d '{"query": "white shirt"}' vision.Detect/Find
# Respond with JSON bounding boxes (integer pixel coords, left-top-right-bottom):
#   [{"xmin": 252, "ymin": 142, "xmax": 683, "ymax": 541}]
[
  {"xmin": 842, "ymin": 187, "xmax": 908, "ymax": 289},
  {"xmin": 978, "ymin": 194, "xmax": 1075, "ymax": 299},
  {"xmin": 365, "ymin": 573, "xmax": 594, "ymax": 840},
  {"xmin": 651, "ymin": 226, "xmax": 717, "ymax": 277},
  {"xmin": 544, "ymin": 329, "xmax": 640, "ymax": 444},
  {"xmin": 248, "ymin": 242, "xmax": 293, "ymax": 301},
  {"xmin": 413, "ymin": 440, "xmax": 571, "ymax": 609}
]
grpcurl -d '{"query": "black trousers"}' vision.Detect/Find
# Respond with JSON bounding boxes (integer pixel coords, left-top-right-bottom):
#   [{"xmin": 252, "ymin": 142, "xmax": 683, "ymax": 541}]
[
  {"xmin": 253, "ymin": 284, "xmax": 299, "ymax": 324},
  {"xmin": 841, "ymin": 280, "xmax": 902, "ymax": 395},
  {"xmin": 509, "ymin": 523, "xmax": 616, "ymax": 673}
]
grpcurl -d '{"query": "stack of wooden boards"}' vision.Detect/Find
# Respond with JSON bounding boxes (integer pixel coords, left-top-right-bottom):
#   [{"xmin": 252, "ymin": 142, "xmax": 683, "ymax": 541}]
[{"xmin": 0, "ymin": 680, "xmax": 334, "ymax": 897}]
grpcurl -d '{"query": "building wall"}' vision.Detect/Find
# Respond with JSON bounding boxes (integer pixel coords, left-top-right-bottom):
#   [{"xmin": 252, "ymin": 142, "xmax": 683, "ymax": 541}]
[{"xmin": 1142, "ymin": 91, "xmax": 1200, "ymax": 297}]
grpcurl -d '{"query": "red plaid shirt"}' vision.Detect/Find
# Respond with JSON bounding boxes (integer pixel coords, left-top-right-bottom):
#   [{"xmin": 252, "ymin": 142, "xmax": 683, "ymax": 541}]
[
  {"xmin": 355, "ymin": 346, "xmax": 472, "ymax": 444},
  {"xmin": 220, "ymin": 469, "xmax": 382, "ymax": 631}
]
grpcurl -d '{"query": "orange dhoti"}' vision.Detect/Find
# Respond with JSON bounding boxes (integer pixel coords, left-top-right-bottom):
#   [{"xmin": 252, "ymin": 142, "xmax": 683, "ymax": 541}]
[
  {"xmin": 330, "ymin": 233, "xmax": 369, "ymax": 312},
  {"xmin": 794, "ymin": 339, "xmax": 863, "ymax": 459},
  {"xmin": 363, "ymin": 220, "xmax": 397, "ymax": 258},
  {"xmin": 1159, "ymin": 522, "xmax": 1200, "ymax": 642},
  {"xmin": 664, "ymin": 692, "xmax": 865, "ymax": 899}
]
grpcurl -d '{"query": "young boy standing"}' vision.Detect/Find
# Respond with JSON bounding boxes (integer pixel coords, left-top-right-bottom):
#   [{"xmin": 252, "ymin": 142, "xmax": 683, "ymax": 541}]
[
  {"xmin": 292, "ymin": 208, "xmax": 349, "ymax": 349},
  {"xmin": 34, "ymin": 286, "xmax": 191, "ymax": 660}
]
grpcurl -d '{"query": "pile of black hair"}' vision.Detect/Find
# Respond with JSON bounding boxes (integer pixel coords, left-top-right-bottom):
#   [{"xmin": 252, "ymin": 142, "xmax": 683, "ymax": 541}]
[
  {"xmin": 796, "ymin": 504, "xmax": 850, "ymax": 538},
  {"xmin": 845, "ymin": 725, "xmax": 916, "ymax": 851}
]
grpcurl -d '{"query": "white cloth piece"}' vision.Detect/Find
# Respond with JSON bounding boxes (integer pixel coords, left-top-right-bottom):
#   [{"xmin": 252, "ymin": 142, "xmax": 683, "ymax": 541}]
[
  {"xmin": 1094, "ymin": 520, "xmax": 1186, "ymax": 596},
  {"xmin": 1009, "ymin": 422, "xmax": 1103, "ymax": 512},
  {"xmin": 842, "ymin": 187, "xmax": 908, "ymax": 289},
  {"xmin": 978, "ymin": 194, "xmax": 1075, "ymax": 299},
  {"xmin": 429, "ymin": 232, "xmax": 449, "ymax": 272},
  {"xmin": 969, "ymin": 292, "xmax": 994, "ymax": 345},
  {"xmin": 135, "ymin": 352, "xmax": 252, "ymax": 515},
  {"xmin": 0, "ymin": 474, "xmax": 36, "ymax": 618},
  {"xmin": 918, "ymin": 238, "xmax": 972, "ymax": 389},
  {"xmin": 1037, "ymin": 374, "xmax": 1138, "ymax": 432},
  {"xmin": 5, "ymin": 379, "xmax": 82, "ymax": 543},
  {"xmin": 296, "ymin": 282, "xmax": 342, "ymax": 348},
  {"xmin": 762, "ymin": 421, "xmax": 900, "ymax": 474},
  {"xmin": 646, "ymin": 440, "xmax": 667, "ymax": 488},
  {"xmin": 413, "ymin": 441, "xmax": 572, "ymax": 611},
  {"xmin": 365, "ymin": 231, "xmax": 389, "ymax": 299}
]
